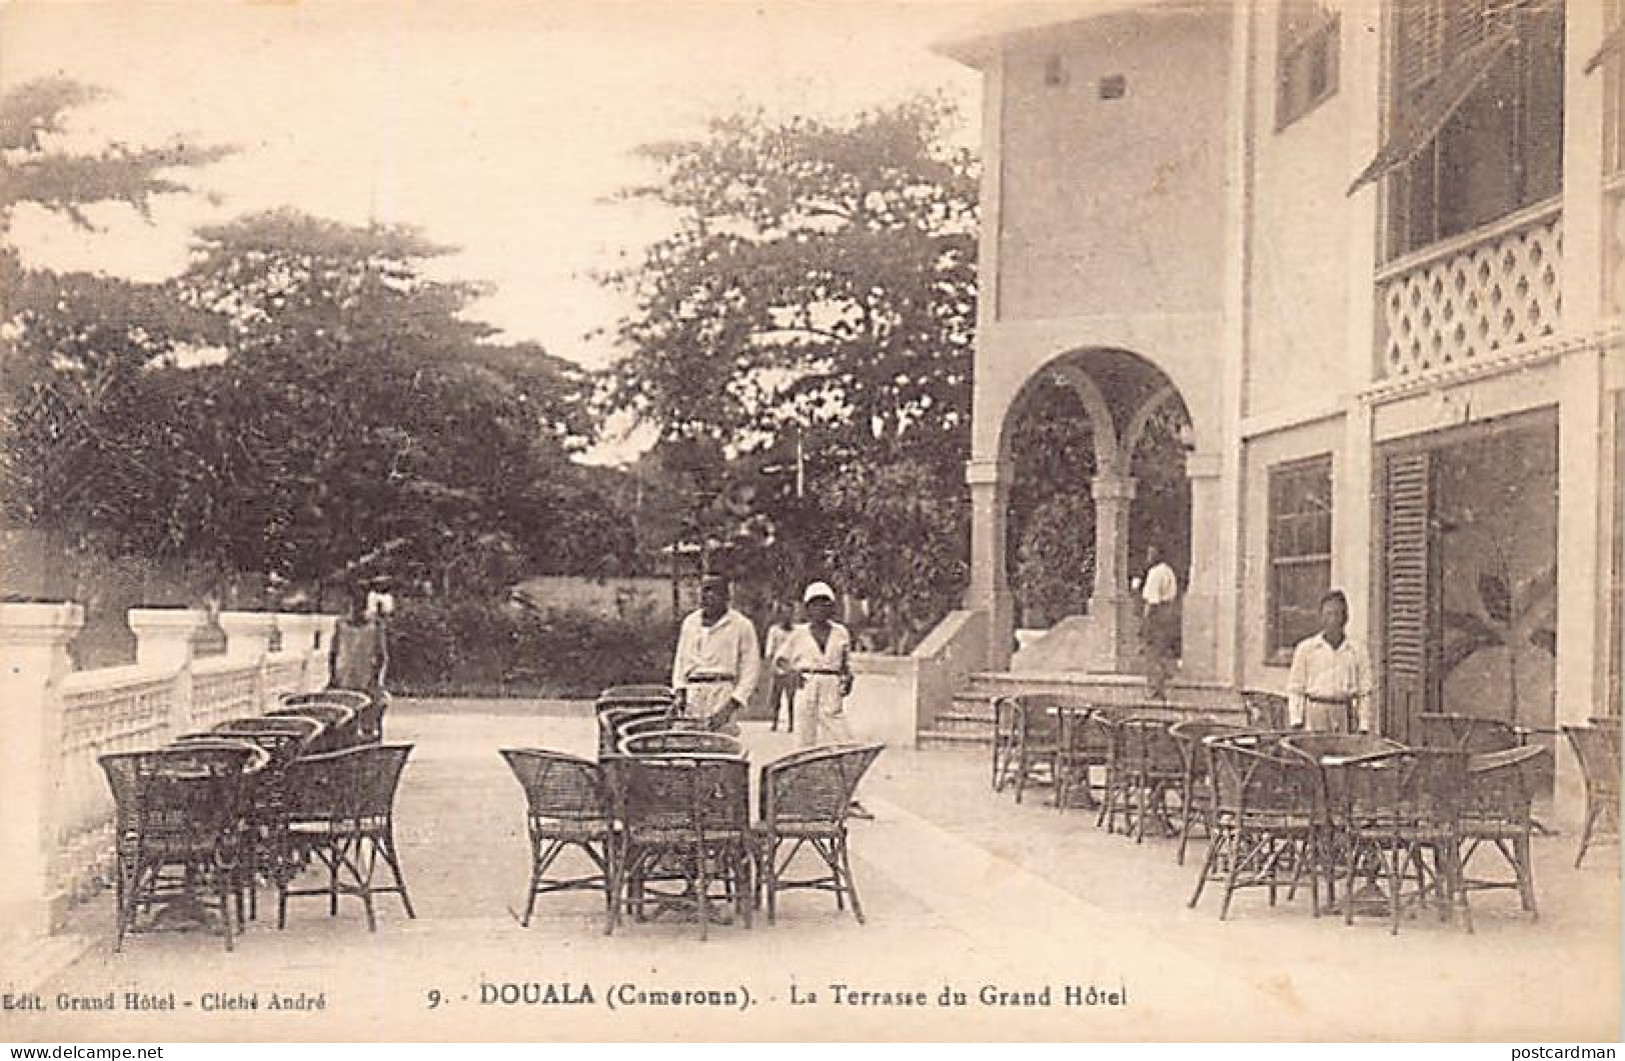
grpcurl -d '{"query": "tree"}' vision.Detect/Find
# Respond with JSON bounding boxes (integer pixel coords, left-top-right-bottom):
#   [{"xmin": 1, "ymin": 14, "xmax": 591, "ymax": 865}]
[{"xmin": 600, "ymin": 98, "xmax": 979, "ymax": 641}]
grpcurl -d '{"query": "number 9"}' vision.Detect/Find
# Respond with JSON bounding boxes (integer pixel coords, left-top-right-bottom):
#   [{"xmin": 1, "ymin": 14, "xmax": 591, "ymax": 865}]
[{"xmin": 426, "ymin": 989, "xmax": 442, "ymax": 1010}]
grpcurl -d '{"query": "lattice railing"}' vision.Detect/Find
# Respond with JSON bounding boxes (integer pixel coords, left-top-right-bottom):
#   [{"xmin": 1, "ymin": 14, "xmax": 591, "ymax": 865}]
[
  {"xmin": 1377, "ymin": 202, "xmax": 1563, "ymax": 379},
  {"xmin": 55, "ymin": 667, "xmax": 178, "ymax": 897},
  {"xmin": 264, "ymin": 656, "xmax": 309, "ymax": 703},
  {"xmin": 192, "ymin": 659, "xmax": 261, "ymax": 730}
]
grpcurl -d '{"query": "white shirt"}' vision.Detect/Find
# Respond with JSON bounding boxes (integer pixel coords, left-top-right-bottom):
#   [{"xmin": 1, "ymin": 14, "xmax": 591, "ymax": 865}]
[
  {"xmin": 1142, "ymin": 562, "xmax": 1179, "ymax": 606},
  {"xmin": 772, "ymin": 620, "xmax": 852, "ymax": 679},
  {"xmin": 1286, "ymin": 632, "xmax": 1375, "ymax": 731},
  {"xmin": 670, "ymin": 607, "xmax": 760, "ymax": 705}
]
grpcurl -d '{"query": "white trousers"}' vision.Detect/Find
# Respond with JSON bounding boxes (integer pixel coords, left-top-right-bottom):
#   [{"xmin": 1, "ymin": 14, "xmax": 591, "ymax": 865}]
[{"xmin": 796, "ymin": 675, "xmax": 854, "ymax": 748}]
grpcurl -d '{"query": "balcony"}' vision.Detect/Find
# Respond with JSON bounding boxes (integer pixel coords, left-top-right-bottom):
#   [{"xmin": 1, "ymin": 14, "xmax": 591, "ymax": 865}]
[{"xmin": 1376, "ymin": 199, "xmax": 1563, "ymax": 381}]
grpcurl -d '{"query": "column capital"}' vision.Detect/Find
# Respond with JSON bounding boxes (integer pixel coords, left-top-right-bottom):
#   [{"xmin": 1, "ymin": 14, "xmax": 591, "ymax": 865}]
[
  {"xmin": 277, "ymin": 613, "xmax": 320, "ymax": 652},
  {"xmin": 965, "ymin": 459, "xmax": 1013, "ymax": 487},
  {"xmin": 0, "ymin": 602, "xmax": 84, "ymax": 646},
  {"xmin": 1090, "ymin": 474, "xmax": 1138, "ymax": 502},
  {"xmin": 219, "ymin": 611, "xmax": 276, "ymax": 659}
]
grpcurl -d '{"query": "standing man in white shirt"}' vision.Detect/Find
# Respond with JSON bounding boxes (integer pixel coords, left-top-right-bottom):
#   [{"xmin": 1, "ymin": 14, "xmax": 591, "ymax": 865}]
[
  {"xmin": 1287, "ymin": 589, "xmax": 1375, "ymax": 733},
  {"xmin": 773, "ymin": 581, "xmax": 855, "ymax": 749},
  {"xmin": 671, "ymin": 574, "xmax": 760, "ymax": 734},
  {"xmin": 1140, "ymin": 544, "xmax": 1180, "ymax": 700}
]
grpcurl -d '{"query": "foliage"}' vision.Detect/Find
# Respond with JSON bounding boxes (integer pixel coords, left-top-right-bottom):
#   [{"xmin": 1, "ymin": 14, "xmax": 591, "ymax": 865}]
[
  {"xmin": 817, "ymin": 456, "xmax": 968, "ymax": 652},
  {"xmin": 599, "ymin": 98, "xmax": 979, "ymax": 636},
  {"xmin": 1441, "ymin": 557, "xmax": 1556, "ymax": 725},
  {"xmin": 1014, "ymin": 494, "xmax": 1096, "ymax": 626},
  {"xmin": 387, "ymin": 594, "xmax": 670, "ymax": 697}
]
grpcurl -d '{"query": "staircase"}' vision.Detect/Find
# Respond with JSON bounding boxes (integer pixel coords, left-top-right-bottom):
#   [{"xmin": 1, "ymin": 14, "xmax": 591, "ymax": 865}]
[{"xmin": 918, "ymin": 671, "xmax": 1244, "ymax": 748}]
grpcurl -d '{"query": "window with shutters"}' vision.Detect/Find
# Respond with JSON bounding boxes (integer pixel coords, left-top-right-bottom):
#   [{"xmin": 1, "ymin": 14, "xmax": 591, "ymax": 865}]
[
  {"xmin": 1386, "ymin": 0, "xmax": 1565, "ymax": 259},
  {"xmin": 1267, "ymin": 457, "xmax": 1334, "ymax": 661},
  {"xmin": 1277, "ymin": 1, "xmax": 1340, "ymax": 130}
]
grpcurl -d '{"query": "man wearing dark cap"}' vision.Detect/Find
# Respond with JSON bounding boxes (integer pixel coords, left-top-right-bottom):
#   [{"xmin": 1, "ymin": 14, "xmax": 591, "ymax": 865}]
[
  {"xmin": 1287, "ymin": 589, "xmax": 1374, "ymax": 733},
  {"xmin": 670, "ymin": 574, "xmax": 760, "ymax": 734}
]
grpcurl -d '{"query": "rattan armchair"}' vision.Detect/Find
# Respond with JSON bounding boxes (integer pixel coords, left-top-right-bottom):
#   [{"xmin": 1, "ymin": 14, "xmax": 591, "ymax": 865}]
[
  {"xmin": 1006, "ymin": 695, "xmax": 1064, "ymax": 804},
  {"xmin": 1188, "ymin": 734, "xmax": 1326, "ymax": 920},
  {"xmin": 98, "ymin": 743, "xmax": 267, "ymax": 952},
  {"xmin": 1104, "ymin": 718, "xmax": 1186, "ymax": 842},
  {"xmin": 283, "ymin": 689, "xmax": 371, "ymax": 713},
  {"xmin": 1563, "ymin": 724, "xmax": 1621, "ymax": 868},
  {"xmin": 277, "ymin": 744, "xmax": 416, "ymax": 932},
  {"xmin": 1458, "ymin": 745, "xmax": 1546, "ymax": 917},
  {"xmin": 265, "ymin": 702, "xmax": 359, "ymax": 752},
  {"xmin": 606, "ymin": 755, "xmax": 753, "ymax": 940},
  {"xmin": 755, "ymin": 744, "xmax": 885, "ymax": 925},
  {"xmin": 1168, "ymin": 720, "xmax": 1249, "ymax": 865},
  {"xmin": 619, "ymin": 730, "xmax": 744, "ymax": 757},
  {"xmin": 500, "ymin": 749, "xmax": 618, "ymax": 933},
  {"xmin": 1417, "ymin": 713, "xmax": 1526, "ymax": 753}
]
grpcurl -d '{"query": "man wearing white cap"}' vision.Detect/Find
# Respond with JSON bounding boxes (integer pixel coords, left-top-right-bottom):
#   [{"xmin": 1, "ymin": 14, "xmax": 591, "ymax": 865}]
[
  {"xmin": 774, "ymin": 581, "xmax": 855, "ymax": 747},
  {"xmin": 671, "ymin": 573, "xmax": 760, "ymax": 733}
]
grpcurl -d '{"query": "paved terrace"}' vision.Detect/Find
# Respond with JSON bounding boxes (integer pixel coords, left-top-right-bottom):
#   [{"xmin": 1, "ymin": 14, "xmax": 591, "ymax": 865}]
[{"xmin": 4, "ymin": 700, "xmax": 1619, "ymax": 1043}]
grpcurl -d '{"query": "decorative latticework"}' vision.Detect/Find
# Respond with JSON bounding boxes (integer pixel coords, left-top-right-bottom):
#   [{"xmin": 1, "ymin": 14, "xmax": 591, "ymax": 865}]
[{"xmin": 1379, "ymin": 208, "xmax": 1562, "ymax": 378}]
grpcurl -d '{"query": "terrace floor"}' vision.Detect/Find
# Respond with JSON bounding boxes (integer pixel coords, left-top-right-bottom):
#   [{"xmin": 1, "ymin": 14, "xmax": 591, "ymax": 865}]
[{"xmin": 4, "ymin": 699, "xmax": 1620, "ymax": 1043}]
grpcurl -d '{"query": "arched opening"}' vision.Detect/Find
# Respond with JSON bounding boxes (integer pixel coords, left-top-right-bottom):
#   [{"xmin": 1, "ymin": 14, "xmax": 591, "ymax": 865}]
[{"xmin": 993, "ymin": 347, "xmax": 1193, "ymax": 674}]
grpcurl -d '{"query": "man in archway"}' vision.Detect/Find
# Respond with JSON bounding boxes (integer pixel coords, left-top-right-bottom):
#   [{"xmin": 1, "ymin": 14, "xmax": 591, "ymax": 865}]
[{"xmin": 1140, "ymin": 544, "xmax": 1180, "ymax": 699}]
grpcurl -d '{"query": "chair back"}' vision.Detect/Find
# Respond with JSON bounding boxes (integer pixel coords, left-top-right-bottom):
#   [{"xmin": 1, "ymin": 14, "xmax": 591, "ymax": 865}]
[
  {"xmin": 620, "ymin": 730, "xmax": 743, "ymax": 757},
  {"xmin": 1463, "ymin": 745, "xmax": 1547, "ymax": 828},
  {"xmin": 599, "ymin": 684, "xmax": 674, "ymax": 704},
  {"xmin": 1240, "ymin": 690, "xmax": 1289, "ymax": 730},
  {"xmin": 265, "ymin": 703, "xmax": 359, "ymax": 752},
  {"xmin": 214, "ymin": 715, "xmax": 324, "ymax": 745},
  {"xmin": 1564, "ymin": 724, "xmax": 1622, "ymax": 795},
  {"xmin": 1281, "ymin": 732, "xmax": 1407, "ymax": 764},
  {"xmin": 1118, "ymin": 717, "xmax": 1185, "ymax": 775},
  {"xmin": 1336, "ymin": 748, "xmax": 1469, "ymax": 831},
  {"xmin": 1208, "ymin": 737, "xmax": 1320, "ymax": 824},
  {"xmin": 1011, "ymin": 694, "xmax": 1068, "ymax": 746},
  {"xmin": 99, "ymin": 745, "xmax": 264, "ymax": 849},
  {"xmin": 500, "ymin": 748, "xmax": 610, "ymax": 822},
  {"xmin": 1169, "ymin": 720, "xmax": 1247, "ymax": 777},
  {"xmin": 284, "ymin": 689, "xmax": 371, "ymax": 711},
  {"xmin": 283, "ymin": 744, "xmax": 412, "ymax": 824},
  {"xmin": 611, "ymin": 755, "xmax": 751, "ymax": 838},
  {"xmin": 1418, "ymin": 712, "xmax": 1522, "ymax": 753},
  {"xmin": 189, "ymin": 727, "xmax": 308, "ymax": 771},
  {"xmin": 760, "ymin": 744, "xmax": 884, "ymax": 826},
  {"xmin": 598, "ymin": 705, "xmax": 673, "ymax": 755}
]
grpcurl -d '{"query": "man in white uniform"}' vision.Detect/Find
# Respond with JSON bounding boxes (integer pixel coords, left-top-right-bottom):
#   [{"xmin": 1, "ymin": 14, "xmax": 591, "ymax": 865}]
[
  {"xmin": 671, "ymin": 574, "xmax": 760, "ymax": 733},
  {"xmin": 774, "ymin": 580, "xmax": 869, "ymax": 817},
  {"xmin": 1287, "ymin": 589, "xmax": 1375, "ymax": 733},
  {"xmin": 774, "ymin": 581, "xmax": 855, "ymax": 747}
]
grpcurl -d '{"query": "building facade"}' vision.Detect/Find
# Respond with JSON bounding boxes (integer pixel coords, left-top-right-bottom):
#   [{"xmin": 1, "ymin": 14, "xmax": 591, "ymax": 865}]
[{"xmin": 939, "ymin": 0, "xmax": 1623, "ymax": 771}]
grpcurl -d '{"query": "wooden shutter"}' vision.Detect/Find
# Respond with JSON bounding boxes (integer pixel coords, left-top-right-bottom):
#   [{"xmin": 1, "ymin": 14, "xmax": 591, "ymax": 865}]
[{"xmin": 1383, "ymin": 453, "xmax": 1436, "ymax": 742}]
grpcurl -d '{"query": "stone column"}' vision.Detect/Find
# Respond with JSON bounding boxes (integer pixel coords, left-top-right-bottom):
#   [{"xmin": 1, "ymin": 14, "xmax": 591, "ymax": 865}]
[
  {"xmin": 128, "ymin": 608, "xmax": 207, "ymax": 739},
  {"xmin": 1181, "ymin": 453, "xmax": 1223, "ymax": 679},
  {"xmin": 218, "ymin": 611, "xmax": 276, "ymax": 661},
  {"xmin": 966, "ymin": 458, "xmax": 1015, "ymax": 670},
  {"xmin": 1081, "ymin": 472, "xmax": 1138, "ymax": 672},
  {"xmin": 0, "ymin": 602, "xmax": 84, "ymax": 939},
  {"xmin": 277, "ymin": 613, "xmax": 321, "ymax": 691}
]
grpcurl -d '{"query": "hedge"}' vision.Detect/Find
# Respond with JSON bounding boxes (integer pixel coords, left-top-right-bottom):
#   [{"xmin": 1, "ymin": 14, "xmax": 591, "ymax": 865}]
[{"xmin": 387, "ymin": 595, "xmax": 672, "ymax": 698}]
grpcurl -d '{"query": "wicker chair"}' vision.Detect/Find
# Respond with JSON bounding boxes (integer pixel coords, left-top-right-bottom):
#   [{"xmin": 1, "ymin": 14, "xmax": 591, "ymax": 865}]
[
  {"xmin": 1054, "ymin": 705, "xmax": 1112, "ymax": 811},
  {"xmin": 991, "ymin": 696, "xmax": 1019, "ymax": 792},
  {"xmin": 620, "ymin": 730, "xmax": 744, "ymax": 757},
  {"xmin": 1188, "ymin": 735, "xmax": 1326, "ymax": 919},
  {"xmin": 1103, "ymin": 718, "xmax": 1186, "ymax": 842},
  {"xmin": 212, "ymin": 715, "xmax": 323, "ymax": 750},
  {"xmin": 98, "ymin": 743, "xmax": 267, "ymax": 952},
  {"xmin": 1006, "ymin": 695, "xmax": 1064, "ymax": 804},
  {"xmin": 500, "ymin": 749, "xmax": 618, "ymax": 933},
  {"xmin": 277, "ymin": 744, "xmax": 416, "ymax": 931},
  {"xmin": 1324, "ymin": 748, "xmax": 1472, "ymax": 934},
  {"xmin": 1563, "ymin": 724, "xmax": 1621, "ymax": 868},
  {"xmin": 607, "ymin": 755, "xmax": 753, "ymax": 940},
  {"xmin": 1241, "ymin": 690, "xmax": 1290, "ymax": 731},
  {"xmin": 755, "ymin": 744, "xmax": 885, "ymax": 925},
  {"xmin": 1168, "ymin": 720, "xmax": 1249, "ymax": 865},
  {"xmin": 283, "ymin": 689, "xmax": 371, "ymax": 712},
  {"xmin": 265, "ymin": 703, "xmax": 358, "ymax": 752},
  {"xmin": 1417, "ymin": 712, "xmax": 1525, "ymax": 753},
  {"xmin": 1458, "ymin": 745, "xmax": 1546, "ymax": 917},
  {"xmin": 598, "ymin": 705, "xmax": 672, "ymax": 757}
]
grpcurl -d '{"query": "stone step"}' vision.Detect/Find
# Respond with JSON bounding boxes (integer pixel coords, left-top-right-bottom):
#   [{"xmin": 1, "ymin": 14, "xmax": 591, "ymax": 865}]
[
  {"xmin": 933, "ymin": 710, "xmax": 996, "ymax": 734},
  {"xmin": 917, "ymin": 728, "xmax": 993, "ymax": 748}
]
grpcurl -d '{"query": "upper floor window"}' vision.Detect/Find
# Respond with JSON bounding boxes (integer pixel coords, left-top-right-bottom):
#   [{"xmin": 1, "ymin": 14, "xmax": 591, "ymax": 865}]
[
  {"xmin": 1267, "ymin": 456, "xmax": 1334, "ymax": 662},
  {"xmin": 1277, "ymin": 1, "xmax": 1341, "ymax": 129},
  {"xmin": 1381, "ymin": 0, "xmax": 1565, "ymax": 259}
]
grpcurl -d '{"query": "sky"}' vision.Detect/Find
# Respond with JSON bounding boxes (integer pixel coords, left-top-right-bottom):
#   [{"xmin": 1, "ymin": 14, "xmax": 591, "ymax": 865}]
[{"xmin": 0, "ymin": 1, "xmax": 986, "ymax": 454}]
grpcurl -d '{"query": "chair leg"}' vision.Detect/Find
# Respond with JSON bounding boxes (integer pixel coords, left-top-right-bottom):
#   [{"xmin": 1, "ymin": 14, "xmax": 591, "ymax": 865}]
[
  {"xmin": 840, "ymin": 834, "xmax": 865, "ymax": 925},
  {"xmin": 1218, "ymin": 828, "xmax": 1246, "ymax": 921},
  {"xmin": 1516, "ymin": 832, "xmax": 1538, "ymax": 918},
  {"xmin": 1575, "ymin": 799, "xmax": 1598, "ymax": 869},
  {"xmin": 1014, "ymin": 750, "xmax": 1028, "ymax": 804},
  {"xmin": 1188, "ymin": 828, "xmax": 1222, "ymax": 909},
  {"xmin": 379, "ymin": 827, "xmax": 415, "ymax": 919}
]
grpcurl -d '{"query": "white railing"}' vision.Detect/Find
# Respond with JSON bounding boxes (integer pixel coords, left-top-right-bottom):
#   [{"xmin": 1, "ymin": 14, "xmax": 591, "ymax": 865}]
[
  {"xmin": 0, "ymin": 604, "xmax": 336, "ymax": 941},
  {"xmin": 1376, "ymin": 199, "xmax": 1564, "ymax": 379}
]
